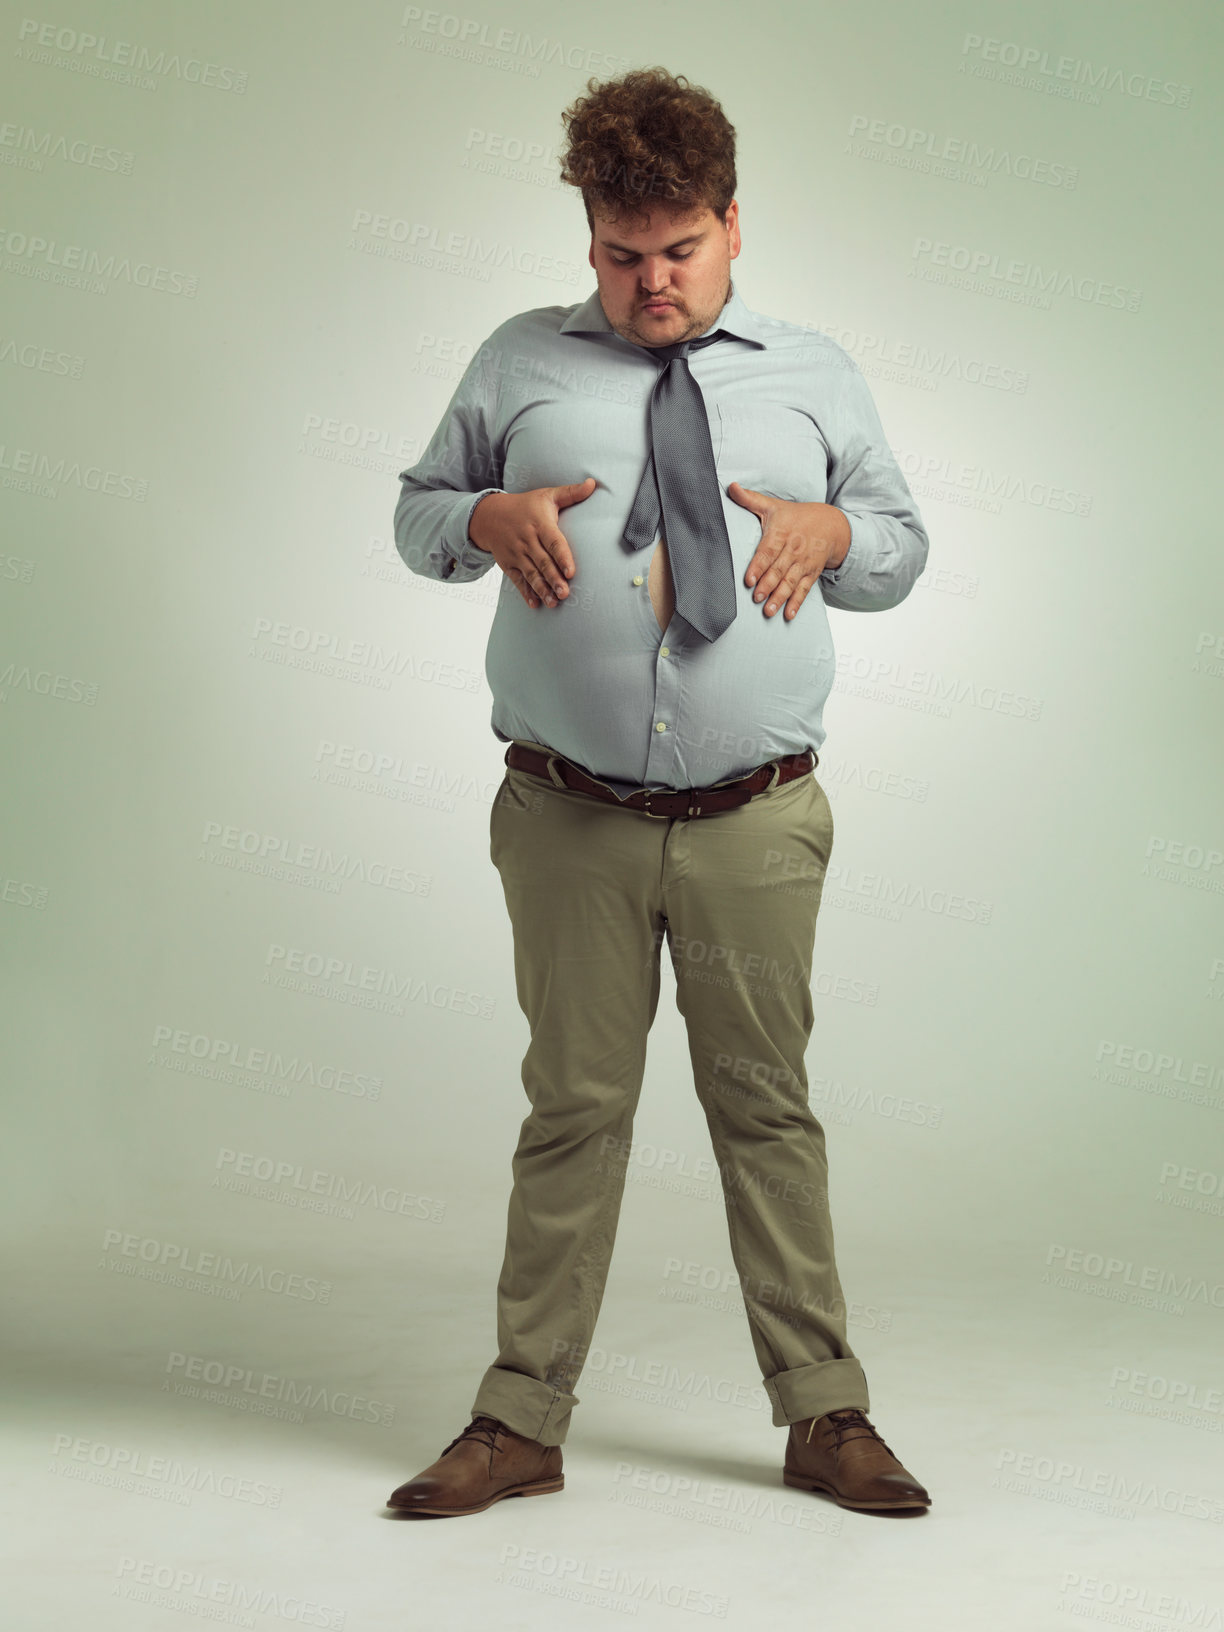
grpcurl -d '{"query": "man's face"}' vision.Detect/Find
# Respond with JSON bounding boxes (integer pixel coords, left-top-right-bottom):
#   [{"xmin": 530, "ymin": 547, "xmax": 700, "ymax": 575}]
[{"xmin": 588, "ymin": 200, "xmax": 741, "ymax": 349}]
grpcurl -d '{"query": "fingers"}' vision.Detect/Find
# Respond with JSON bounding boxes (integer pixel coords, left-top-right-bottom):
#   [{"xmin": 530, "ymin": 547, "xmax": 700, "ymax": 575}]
[
  {"xmin": 545, "ymin": 485, "xmax": 584, "ymax": 581},
  {"xmin": 750, "ymin": 550, "xmax": 816, "ymax": 618},
  {"xmin": 506, "ymin": 567, "xmax": 543, "ymax": 610},
  {"xmin": 542, "ymin": 524, "xmax": 576, "ymax": 583},
  {"xmin": 759, "ymin": 562, "xmax": 810, "ymax": 617},
  {"xmin": 758, "ymin": 557, "xmax": 795, "ymax": 615},
  {"xmin": 745, "ymin": 542, "xmax": 784, "ymax": 600},
  {"xmin": 508, "ymin": 489, "xmax": 582, "ymax": 609},
  {"xmin": 520, "ymin": 545, "xmax": 563, "ymax": 607},
  {"xmin": 554, "ymin": 476, "xmax": 596, "ymax": 510},
  {"xmin": 781, "ymin": 574, "xmax": 818, "ymax": 620},
  {"xmin": 508, "ymin": 533, "xmax": 571, "ymax": 609}
]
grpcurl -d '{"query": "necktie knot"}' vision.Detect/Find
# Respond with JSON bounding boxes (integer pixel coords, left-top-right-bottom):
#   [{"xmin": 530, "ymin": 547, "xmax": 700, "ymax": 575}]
[{"xmin": 650, "ymin": 329, "xmax": 728, "ymax": 367}]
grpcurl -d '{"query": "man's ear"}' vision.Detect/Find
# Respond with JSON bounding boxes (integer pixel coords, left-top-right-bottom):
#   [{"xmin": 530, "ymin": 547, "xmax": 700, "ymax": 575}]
[{"xmin": 725, "ymin": 199, "xmax": 741, "ymax": 259}]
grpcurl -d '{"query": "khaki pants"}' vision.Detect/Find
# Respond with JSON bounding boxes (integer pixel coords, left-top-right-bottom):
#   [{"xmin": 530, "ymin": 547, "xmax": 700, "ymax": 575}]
[{"xmin": 470, "ymin": 741, "xmax": 870, "ymax": 1445}]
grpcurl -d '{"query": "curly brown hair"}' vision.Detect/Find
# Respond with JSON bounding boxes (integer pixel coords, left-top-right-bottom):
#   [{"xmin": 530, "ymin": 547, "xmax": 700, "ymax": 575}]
[{"xmin": 558, "ymin": 67, "xmax": 737, "ymax": 234}]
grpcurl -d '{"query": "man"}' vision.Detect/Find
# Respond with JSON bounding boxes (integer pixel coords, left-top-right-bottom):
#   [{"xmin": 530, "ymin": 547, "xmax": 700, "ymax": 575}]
[{"xmin": 387, "ymin": 67, "xmax": 931, "ymax": 1519}]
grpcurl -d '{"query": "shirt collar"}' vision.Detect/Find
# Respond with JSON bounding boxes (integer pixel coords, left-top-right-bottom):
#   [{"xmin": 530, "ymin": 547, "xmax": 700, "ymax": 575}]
[{"xmin": 559, "ymin": 278, "xmax": 768, "ymax": 349}]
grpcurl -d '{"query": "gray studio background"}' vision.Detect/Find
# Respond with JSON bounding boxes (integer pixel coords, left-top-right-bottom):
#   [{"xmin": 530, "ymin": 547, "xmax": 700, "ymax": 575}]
[{"xmin": 3, "ymin": 1, "xmax": 1222, "ymax": 1627}]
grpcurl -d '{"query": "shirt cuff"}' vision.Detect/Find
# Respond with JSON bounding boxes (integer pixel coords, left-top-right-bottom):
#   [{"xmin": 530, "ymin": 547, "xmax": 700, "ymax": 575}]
[
  {"xmin": 820, "ymin": 515, "xmax": 871, "ymax": 598},
  {"xmin": 444, "ymin": 487, "xmax": 501, "ymax": 578}
]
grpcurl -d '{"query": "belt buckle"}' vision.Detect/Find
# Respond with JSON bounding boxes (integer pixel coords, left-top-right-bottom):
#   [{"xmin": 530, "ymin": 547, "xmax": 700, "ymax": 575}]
[{"xmin": 639, "ymin": 789, "xmax": 701, "ymax": 819}]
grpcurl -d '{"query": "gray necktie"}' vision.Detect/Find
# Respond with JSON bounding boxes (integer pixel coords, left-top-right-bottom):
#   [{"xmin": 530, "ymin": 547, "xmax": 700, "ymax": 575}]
[{"xmin": 623, "ymin": 330, "xmax": 736, "ymax": 643}]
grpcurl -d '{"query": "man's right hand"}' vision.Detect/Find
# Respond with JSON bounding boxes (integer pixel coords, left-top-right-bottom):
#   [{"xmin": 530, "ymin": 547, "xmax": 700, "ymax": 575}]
[{"xmin": 468, "ymin": 477, "xmax": 596, "ymax": 608}]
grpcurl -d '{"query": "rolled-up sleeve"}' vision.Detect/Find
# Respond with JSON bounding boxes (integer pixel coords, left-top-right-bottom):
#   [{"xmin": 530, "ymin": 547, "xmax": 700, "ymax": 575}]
[
  {"xmin": 393, "ymin": 343, "xmax": 503, "ymax": 584},
  {"xmin": 819, "ymin": 359, "xmax": 929, "ymax": 612}
]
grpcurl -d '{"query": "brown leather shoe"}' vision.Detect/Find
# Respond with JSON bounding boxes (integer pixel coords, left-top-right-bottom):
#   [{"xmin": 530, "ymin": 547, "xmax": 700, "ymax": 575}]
[
  {"xmin": 783, "ymin": 1407, "xmax": 930, "ymax": 1512},
  {"xmin": 386, "ymin": 1415, "xmax": 564, "ymax": 1516}
]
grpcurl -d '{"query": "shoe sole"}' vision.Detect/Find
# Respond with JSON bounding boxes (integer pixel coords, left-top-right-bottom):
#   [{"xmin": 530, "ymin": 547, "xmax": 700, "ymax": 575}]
[
  {"xmin": 388, "ymin": 1475, "xmax": 565, "ymax": 1516},
  {"xmin": 783, "ymin": 1469, "xmax": 930, "ymax": 1512}
]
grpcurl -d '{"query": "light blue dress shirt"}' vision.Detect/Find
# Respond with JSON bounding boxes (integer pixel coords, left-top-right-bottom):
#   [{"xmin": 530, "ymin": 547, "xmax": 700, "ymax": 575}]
[{"xmin": 394, "ymin": 280, "xmax": 928, "ymax": 797}]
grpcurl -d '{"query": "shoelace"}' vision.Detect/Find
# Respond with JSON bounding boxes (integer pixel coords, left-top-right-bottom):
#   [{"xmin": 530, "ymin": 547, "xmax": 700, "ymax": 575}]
[
  {"xmin": 438, "ymin": 1415, "xmax": 503, "ymax": 1461},
  {"xmin": 805, "ymin": 1407, "xmax": 895, "ymax": 1457}
]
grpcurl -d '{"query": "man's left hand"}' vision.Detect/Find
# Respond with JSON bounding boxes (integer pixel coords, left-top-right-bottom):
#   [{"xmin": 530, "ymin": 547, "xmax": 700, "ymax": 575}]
[{"xmin": 728, "ymin": 483, "xmax": 851, "ymax": 620}]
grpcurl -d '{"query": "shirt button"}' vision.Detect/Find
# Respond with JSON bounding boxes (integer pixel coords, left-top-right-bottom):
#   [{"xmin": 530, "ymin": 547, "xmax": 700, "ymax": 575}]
[
  {"xmin": 632, "ymin": 574, "xmax": 644, "ymax": 586},
  {"xmin": 655, "ymin": 721, "xmax": 667, "ymax": 732},
  {"xmin": 660, "ymin": 646, "xmax": 670, "ymax": 657}
]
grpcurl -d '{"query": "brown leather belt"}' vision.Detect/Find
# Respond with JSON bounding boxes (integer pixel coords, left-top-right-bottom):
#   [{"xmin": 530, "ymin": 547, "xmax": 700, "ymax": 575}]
[{"xmin": 504, "ymin": 742, "xmax": 817, "ymax": 818}]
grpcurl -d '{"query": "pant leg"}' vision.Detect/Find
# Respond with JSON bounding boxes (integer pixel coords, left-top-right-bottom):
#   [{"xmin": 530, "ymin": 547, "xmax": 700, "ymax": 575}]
[
  {"xmin": 659, "ymin": 768, "xmax": 871, "ymax": 1427},
  {"xmin": 470, "ymin": 766, "xmax": 666, "ymax": 1446}
]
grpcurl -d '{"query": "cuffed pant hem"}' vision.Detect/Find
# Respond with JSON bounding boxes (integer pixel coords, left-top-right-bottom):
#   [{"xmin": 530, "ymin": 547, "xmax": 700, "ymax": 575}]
[
  {"xmin": 470, "ymin": 1366, "xmax": 579, "ymax": 1448},
  {"xmin": 763, "ymin": 1358, "xmax": 870, "ymax": 1427}
]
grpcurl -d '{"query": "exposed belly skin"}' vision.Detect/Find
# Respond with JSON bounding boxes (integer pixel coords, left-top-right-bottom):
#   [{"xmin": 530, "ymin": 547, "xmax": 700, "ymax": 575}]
[{"xmin": 648, "ymin": 533, "xmax": 675, "ymax": 631}]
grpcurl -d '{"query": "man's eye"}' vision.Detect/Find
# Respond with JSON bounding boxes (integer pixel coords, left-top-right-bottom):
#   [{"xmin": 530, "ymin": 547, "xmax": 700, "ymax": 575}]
[{"xmin": 611, "ymin": 251, "xmax": 695, "ymax": 265}]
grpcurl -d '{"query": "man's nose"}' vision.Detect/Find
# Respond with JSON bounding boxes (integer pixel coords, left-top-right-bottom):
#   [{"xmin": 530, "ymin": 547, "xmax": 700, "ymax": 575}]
[{"xmin": 638, "ymin": 259, "xmax": 675, "ymax": 289}]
